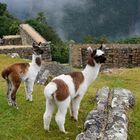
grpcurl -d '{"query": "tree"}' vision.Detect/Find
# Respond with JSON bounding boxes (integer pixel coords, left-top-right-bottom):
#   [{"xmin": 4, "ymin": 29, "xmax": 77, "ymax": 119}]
[
  {"xmin": 36, "ymin": 12, "xmax": 46, "ymax": 24},
  {"xmin": 0, "ymin": 3, "xmax": 6, "ymax": 16},
  {"xmin": 117, "ymin": 37, "xmax": 140, "ymax": 44},
  {"xmin": 26, "ymin": 15, "xmax": 62, "ymax": 45},
  {"xmin": 96, "ymin": 35, "xmax": 109, "ymax": 44},
  {"xmin": 26, "ymin": 13, "xmax": 69, "ymax": 63},
  {"xmin": 83, "ymin": 35, "xmax": 94, "ymax": 44},
  {"xmin": 0, "ymin": 3, "xmax": 20, "ymax": 36}
]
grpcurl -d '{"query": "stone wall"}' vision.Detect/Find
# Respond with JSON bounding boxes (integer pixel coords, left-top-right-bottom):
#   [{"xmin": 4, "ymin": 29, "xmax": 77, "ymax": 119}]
[
  {"xmin": 0, "ymin": 45, "xmax": 52, "ymax": 61},
  {"xmin": 69, "ymin": 44, "xmax": 140, "ymax": 69},
  {"xmin": 3, "ymin": 35, "xmax": 22, "ymax": 45},
  {"xmin": 19, "ymin": 24, "xmax": 47, "ymax": 45},
  {"xmin": 0, "ymin": 24, "xmax": 52, "ymax": 61}
]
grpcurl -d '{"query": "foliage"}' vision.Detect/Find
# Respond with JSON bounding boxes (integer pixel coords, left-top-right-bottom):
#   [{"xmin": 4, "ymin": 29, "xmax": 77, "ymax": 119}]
[
  {"xmin": 36, "ymin": 12, "xmax": 46, "ymax": 24},
  {"xmin": 0, "ymin": 55, "xmax": 140, "ymax": 139},
  {"xmin": 0, "ymin": 2, "xmax": 6, "ymax": 16},
  {"xmin": 117, "ymin": 37, "xmax": 140, "ymax": 44},
  {"xmin": 83, "ymin": 35, "xmax": 109, "ymax": 44},
  {"xmin": 26, "ymin": 12, "xmax": 69, "ymax": 63},
  {"xmin": 51, "ymin": 43, "xmax": 69, "ymax": 63},
  {"xmin": 0, "ymin": 3, "xmax": 20, "ymax": 36},
  {"xmin": 83, "ymin": 35, "xmax": 95, "ymax": 44},
  {"xmin": 26, "ymin": 13, "xmax": 62, "ymax": 45}
]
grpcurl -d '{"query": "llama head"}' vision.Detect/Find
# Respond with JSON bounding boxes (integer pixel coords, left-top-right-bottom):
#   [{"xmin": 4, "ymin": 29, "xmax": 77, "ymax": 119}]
[
  {"xmin": 32, "ymin": 42, "xmax": 44, "ymax": 55},
  {"xmin": 87, "ymin": 44, "xmax": 106, "ymax": 65}
]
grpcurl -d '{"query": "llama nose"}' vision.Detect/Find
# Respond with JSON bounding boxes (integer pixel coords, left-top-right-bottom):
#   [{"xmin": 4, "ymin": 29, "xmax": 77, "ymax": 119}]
[
  {"xmin": 40, "ymin": 50, "xmax": 44, "ymax": 54},
  {"xmin": 104, "ymin": 57, "xmax": 106, "ymax": 62}
]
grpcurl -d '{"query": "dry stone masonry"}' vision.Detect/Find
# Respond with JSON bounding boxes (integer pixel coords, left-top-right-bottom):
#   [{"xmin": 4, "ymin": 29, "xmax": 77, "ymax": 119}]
[
  {"xmin": 3, "ymin": 35, "xmax": 22, "ymax": 45},
  {"xmin": 35, "ymin": 62, "xmax": 72, "ymax": 85},
  {"xmin": 0, "ymin": 24, "xmax": 52, "ymax": 62},
  {"xmin": 69, "ymin": 44, "xmax": 140, "ymax": 69},
  {"xmin": 76, "ymin": 87, "xmax": 135, "ymax": 140}
]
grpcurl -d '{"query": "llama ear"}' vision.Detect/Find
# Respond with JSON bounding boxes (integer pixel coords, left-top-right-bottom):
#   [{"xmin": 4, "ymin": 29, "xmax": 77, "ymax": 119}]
[
  {"xmin": 32, "ymin": 42, "xmax": 36, "ymax": 48},
  {"xmin": 99, "ymin": 44, "xmax": 106, "ymax": 50},
  {"xmin": 87, "ymin": 47, "xmax": 93, "ymax": 54},
  {"xmin": 38, "ymin": 42, "xmax": 42, "ymax": 46}
]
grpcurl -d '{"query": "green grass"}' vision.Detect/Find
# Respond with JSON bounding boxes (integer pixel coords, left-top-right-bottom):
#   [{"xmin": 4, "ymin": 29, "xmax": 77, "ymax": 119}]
[{"xmin": 0, "ymin": 54, "xmax": 140, "ymax": 140}]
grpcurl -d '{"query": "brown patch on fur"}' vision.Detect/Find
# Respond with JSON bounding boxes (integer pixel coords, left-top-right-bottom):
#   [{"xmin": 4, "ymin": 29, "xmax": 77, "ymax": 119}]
[
  {"xmin": 1, "ymin": 63, "xmax": 30, "ymax": 80},
  {"xmin": 35, "ymin": 57, "xmax": 41, "ymax": 66},
  {"xmin": 66, "ymin": 72, "xmax": 84, "ymax": 92},
  {"xmin": 87, "ymin": 56, "xmax": 95, "ymax": 66},
  {"xmin": 53, "ymin": 79, "xmax": 69, "ymax": 101},
  {"xmin": 1, "ymin": 63, "xmax": 29, "ymax": 104},
  {"xmin": 10, "ymin": 74, "xmax": 21, "ymax": 101}
]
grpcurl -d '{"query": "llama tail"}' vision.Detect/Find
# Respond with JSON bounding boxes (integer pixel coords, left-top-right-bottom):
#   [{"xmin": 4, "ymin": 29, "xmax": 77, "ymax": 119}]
[
  {"xmin": 44, "ymin": 82, "xmax": 57, "ymax": 100},
  {"xmin": 1, "ymin": 68, "xmax": 10, "ymax": 80}
]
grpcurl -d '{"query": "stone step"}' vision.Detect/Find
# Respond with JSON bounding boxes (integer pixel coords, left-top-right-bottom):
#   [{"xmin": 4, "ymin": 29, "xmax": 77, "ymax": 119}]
[{"xmin": 0, "ymin": 45, "xmax": 32, "ymax": 49}]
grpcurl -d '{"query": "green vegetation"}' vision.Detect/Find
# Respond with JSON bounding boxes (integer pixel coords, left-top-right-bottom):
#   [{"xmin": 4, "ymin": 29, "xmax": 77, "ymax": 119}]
[
  {"xmin": 0, "ymin": 55, "xmax": 140, "ymax": 140},
  {"xmin": 83, "ymin": 35, "xmax": 109, "ymax": 44},
  {"xmin": 117, "ymin": 37, "xmax": 140, "ymax": 44},
  {"xmin": 0, "ymin": 2, "xmax": 68, "ymax": 63},
  {"xmin": 26, "ymin": 12, "xmax": 69, "ymax": 63},
  {"xmin": 26, "ymin": 12, "xmax": 62, "ymax": 45},
  {"xmin": 0, "ymin": 3, "xmax": 20, "ymax": 36}
]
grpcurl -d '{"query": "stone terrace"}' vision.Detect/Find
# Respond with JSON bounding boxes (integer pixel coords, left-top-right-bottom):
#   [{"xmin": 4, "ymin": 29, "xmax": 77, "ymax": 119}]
[{"xmin": 0, "ymin": 24, "xmax": 52, "ymax": 61}]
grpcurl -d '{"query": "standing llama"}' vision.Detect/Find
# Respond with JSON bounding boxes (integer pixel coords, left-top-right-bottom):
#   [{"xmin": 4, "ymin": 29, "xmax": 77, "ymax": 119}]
[
  {"xmin": 43, "ymin": 45, "xmax": 106, "ymax": 133},
  {"xmin": 1, "ymin": 42, "xmax": 44, "ymax": 108}
]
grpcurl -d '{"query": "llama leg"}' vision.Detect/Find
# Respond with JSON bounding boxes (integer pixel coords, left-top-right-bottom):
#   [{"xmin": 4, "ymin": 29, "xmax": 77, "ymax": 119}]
[
  {"xmin": 69, "ymin": 101, "xmax": 73, "ymax": 118},
  {"xmin": 24, "ymin": 79, "xmax": 34, "ymax": 101},
  {"xmin": 55, "ymin": 97, "xmax": 70, "ymax": 133},
  {"xmin": 10, "ymin": 76, "xmax": 21, "ymax": 107},
  {"xmin": 71, "ymin": 95, "xmax": 83, "ymax": 121},
  {"xmin": 6, "ymin": 79, "xmax": 13, "ymax": 105},
  {"xmin": 43, "ymin": 98, "xmax": 55, "ymax": 131}
]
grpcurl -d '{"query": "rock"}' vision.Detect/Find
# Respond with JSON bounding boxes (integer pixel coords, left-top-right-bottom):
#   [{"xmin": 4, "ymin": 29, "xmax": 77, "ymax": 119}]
[
  {"xmin": 76, "ymin": 87, "xmax": 135, "ymax": 140},
  {"xmin": 8, "ymin": 53, "xmax": 20, "ymax": 58},
  {"xmin": 35, "ymin": 62, "xmax": 72, "ymax": 85}
]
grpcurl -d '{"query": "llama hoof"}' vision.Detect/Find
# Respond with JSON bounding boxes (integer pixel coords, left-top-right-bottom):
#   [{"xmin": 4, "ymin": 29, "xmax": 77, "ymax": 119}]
[
  {"xmin": 44, "ymin": 127, "xmax": 50, "ymax": 132},
  {"xmin": 71, "ymin": 116, "xmax": 78, "ymax": 121},
  {"xmin": 26, "ymin": 96, "xmax": 33, "ymax": 101},
  {"xmin": 45, "ymin": 130, "xmax": 51, "ymax": 133},
  {"xmin": 74, "ymin": 118, "xmax": 78, "ymax": 121},
  {"xmin": 8, "ymin": 101, "xmax": 12, "ymax": 106},
  {"xmin": 62, "ymin": 131, "xmax": 68, "ymax": 134},
  {"xmin": 16, "ymin": 106, "xmax": 19, "ymax": 110},
  {"xmin": 26, "ymin": 98, "xmax": 33, "ymax": 102}
]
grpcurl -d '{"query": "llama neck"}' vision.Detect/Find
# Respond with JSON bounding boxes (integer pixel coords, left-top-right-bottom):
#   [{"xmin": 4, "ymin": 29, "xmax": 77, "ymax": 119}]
[
  {"xmin": 31, "ymin": 54, "xmax": 42, "ymax": 67},
  {"xmin": 82, "ymin": 62, "xmax": 101, "ymax": 86}
]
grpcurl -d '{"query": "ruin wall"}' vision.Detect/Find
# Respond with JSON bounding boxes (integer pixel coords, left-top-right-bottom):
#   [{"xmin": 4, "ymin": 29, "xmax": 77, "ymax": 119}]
[
  {"xmin": 0, "ymin": 45, "xmax": 51, "ymax": 61},
  {"xmin": 69, "ymin": 44, "xmax": 140, "ymax": 69}
]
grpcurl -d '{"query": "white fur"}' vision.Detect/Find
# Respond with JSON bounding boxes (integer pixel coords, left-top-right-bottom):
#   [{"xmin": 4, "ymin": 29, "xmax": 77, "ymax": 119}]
[
  {"xmin": 43, "ymin": 57, "xmax": 102, "ymax": 133},
  {"xmin": 87, "ymin": 46, "xmax": 93, "ymax": 53},
  {"xmin": 96, "ymin": 49, "xmax": 104, "ymax": 56},
  {"xmin": 23, "ymin": 54, "xmax": 42, "ymax": 101}
]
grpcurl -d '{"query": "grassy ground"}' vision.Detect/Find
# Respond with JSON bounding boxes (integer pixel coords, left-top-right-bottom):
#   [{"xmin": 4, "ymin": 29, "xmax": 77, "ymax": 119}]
[{"xmin": 0, "ymin": 54, "xmax": 140, "ymax": 140}]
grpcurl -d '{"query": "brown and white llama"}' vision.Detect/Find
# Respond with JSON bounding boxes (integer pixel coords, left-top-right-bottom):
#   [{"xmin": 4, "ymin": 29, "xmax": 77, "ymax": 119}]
[
  {"xmin": 43, "ymin": 45, "xmax": 106, "ymax": 133},
  {"xmin": 1, "ymin": 42, "xmax": 44, "ymax": 108}
]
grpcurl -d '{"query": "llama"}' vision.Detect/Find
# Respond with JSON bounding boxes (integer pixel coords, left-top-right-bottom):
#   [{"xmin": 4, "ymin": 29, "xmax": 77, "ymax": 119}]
[
  {"xmin": 43, "ymin": 44, "xmax": 106, "ymax": 133},
  {"xmin": 1, "ymin": 42, "xmax": 44, "ymax": 108}
]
